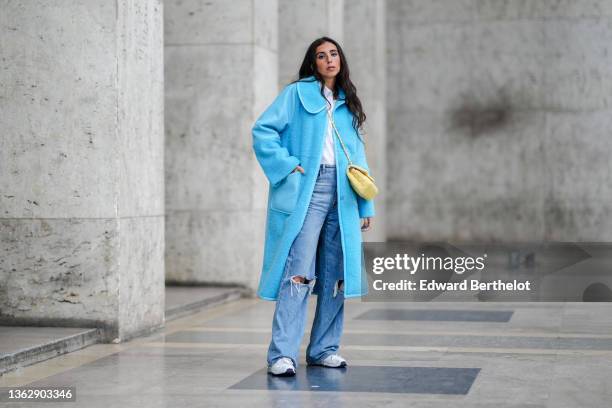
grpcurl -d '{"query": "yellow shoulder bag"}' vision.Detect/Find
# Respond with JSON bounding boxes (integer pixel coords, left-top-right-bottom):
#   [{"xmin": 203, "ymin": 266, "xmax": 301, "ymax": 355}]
[{"xmin": 327, "ymin": 109, "xmax": 379, "ymax": 201}]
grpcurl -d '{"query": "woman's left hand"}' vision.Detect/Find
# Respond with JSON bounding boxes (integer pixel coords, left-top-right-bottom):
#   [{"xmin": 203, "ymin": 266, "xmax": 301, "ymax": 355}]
[{"xmin": 360, "ymin": 217, "xmax": 372, "ymax": 231}]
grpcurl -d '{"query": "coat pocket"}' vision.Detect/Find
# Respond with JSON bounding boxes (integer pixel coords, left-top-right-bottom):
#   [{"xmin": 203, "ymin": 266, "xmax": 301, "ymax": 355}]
[{"xmin": 270, "ymin": 171, "xmax": 303, "ymax": 214}]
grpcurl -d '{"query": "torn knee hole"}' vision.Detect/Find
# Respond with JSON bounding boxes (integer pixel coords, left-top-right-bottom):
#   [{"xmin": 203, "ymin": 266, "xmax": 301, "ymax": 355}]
[
  {"xmin": 291, "ymin": 275, "xmax": 310, "ymax": 284},
  {"xmin": 333, "ymin": 279, "xmax": 344, "ymax": 297},
  {"xmin": 335, "ymin": 279, "xmax": 344, "ymax": 291}
]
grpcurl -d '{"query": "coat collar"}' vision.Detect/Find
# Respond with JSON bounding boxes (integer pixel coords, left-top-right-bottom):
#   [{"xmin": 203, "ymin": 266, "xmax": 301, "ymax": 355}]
[{"xmin": 296, "ymin": 75, "xmax": 346, "ymax": 114}]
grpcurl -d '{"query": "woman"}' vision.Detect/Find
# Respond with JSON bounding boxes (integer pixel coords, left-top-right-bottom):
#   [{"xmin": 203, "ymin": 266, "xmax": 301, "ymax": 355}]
[{"xmin": 252, "ymin": 37, "xmax": 375, "ymax": 376}]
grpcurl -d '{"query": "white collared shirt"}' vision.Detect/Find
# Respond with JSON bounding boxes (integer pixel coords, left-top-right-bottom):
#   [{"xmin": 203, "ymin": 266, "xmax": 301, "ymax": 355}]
[{"xmin": 320, "ymin": 85, "xmax": 336, "ymax": 165}]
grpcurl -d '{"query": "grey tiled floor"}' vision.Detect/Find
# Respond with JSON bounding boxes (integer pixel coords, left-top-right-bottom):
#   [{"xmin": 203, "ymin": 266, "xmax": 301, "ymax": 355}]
[{"xmin": 1, "ymin": 299, "xmax": 611, "ymax": 407}]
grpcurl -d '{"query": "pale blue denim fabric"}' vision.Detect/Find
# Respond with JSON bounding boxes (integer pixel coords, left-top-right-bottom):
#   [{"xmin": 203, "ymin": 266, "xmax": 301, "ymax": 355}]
[{"xmin": 267, "ymin": 164, "xmax": 345, "ymax": 369}]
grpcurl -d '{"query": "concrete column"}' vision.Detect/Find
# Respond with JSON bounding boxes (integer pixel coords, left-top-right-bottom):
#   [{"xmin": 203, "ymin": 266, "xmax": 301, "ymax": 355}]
[
  {"xmin": 343, "ymin": 0, "xmax": 387, "ymax": 242},
  {"xmin": 0, "ymin": 1, "xmax": 165, "ymax": 342},
  {"xmin": 164, "ymin": 0, "xmax": 277, "ymax": 293},
  {"xmin": 386, "ymin": 0, "xmax": 612, "ymax": 242}
]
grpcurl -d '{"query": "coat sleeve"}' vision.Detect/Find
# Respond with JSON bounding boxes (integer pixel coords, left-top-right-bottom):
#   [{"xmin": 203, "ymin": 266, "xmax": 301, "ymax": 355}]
[
  {"xmin": 252, "ymin": 84, "xmax": 300, "ymax": 187},
  {"xmin": 353, "ymin": 130, "xmax": 376, "ymax": 218}
]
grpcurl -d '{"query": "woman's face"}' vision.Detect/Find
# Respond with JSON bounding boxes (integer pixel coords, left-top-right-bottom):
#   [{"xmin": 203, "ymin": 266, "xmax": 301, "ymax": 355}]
[{"xmin": 314, "ymin": 42, "xmax": 341, "ymax": 81}]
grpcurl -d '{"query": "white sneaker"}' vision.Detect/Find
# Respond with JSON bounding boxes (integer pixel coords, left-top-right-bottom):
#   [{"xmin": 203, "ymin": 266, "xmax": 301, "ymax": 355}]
[
  {"xmin": 268, "ymin": 357, "xmax": 296, "ymax": 376},
  {"xmin": 310, "ymin": 354, "xmax": 347, "ymax": 368}
]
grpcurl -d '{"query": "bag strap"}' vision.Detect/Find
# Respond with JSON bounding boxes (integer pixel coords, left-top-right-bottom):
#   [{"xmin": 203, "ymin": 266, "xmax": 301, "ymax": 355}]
[{"xmin": 327, "ymin": 109, "xmax": 353, "ymax": 166}]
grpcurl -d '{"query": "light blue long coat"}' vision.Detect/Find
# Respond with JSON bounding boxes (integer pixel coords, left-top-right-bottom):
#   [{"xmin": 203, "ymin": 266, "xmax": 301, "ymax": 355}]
[{"xmin": 252, "ymin": 75, "xmax": 375, "ymax": 300}]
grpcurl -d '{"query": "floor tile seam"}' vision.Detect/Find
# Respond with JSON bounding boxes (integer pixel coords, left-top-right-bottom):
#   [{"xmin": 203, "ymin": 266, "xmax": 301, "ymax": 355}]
[
  {"xmin": 181, "ymin": 327, "xmax": 612, "ymax": 339},
  {"xmin": 140, "ymin": 342, "xmax": 612, "ymax": 356},
  {"xmin": 129, "ymin": 299, "xmax": 259, "ymax": 346}
]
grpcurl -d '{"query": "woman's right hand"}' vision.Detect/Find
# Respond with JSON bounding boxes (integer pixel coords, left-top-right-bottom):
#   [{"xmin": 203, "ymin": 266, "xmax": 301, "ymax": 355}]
[{"xmin": 292, "ymin": 165, "xmax": 305, "ymax": 174}]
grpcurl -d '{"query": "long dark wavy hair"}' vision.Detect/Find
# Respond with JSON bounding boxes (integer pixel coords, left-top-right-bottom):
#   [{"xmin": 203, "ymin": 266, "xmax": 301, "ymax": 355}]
[{"xmin": 289, "ymin": 36, "xmax": 367, "ymax": 137}]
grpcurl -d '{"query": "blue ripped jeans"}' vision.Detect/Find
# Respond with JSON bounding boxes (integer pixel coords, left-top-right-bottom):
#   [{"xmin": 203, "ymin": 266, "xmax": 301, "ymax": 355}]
[{"xmin": 267, "ymin": 164, "xmax": 345, "ymax": 369}]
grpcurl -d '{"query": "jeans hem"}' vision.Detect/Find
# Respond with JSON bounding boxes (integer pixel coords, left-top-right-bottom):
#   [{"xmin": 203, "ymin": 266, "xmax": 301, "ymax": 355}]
[{"xmin": 306, "ymin": 350, "xmax": 339, "ymax": 365}]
